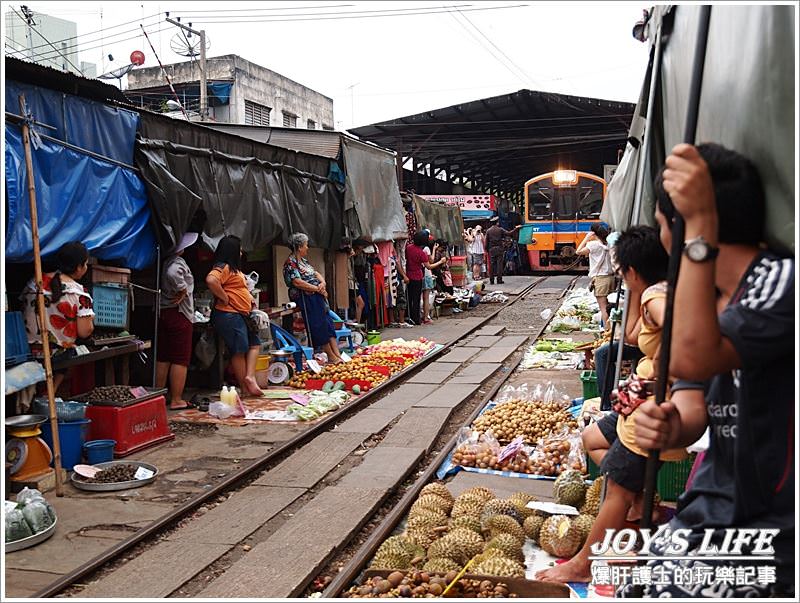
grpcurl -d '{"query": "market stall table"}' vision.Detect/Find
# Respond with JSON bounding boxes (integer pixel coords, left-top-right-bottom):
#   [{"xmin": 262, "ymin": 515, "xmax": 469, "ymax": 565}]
[{"xmin": 50, "ymin": 340, "xmax": 152, "ymax": 387}]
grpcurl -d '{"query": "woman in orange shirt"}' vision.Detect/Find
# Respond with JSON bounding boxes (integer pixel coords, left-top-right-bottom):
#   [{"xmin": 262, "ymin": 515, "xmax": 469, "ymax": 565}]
[{"xmin": 205, "ymin": 235, "xmax": 263, "ymax": 397}]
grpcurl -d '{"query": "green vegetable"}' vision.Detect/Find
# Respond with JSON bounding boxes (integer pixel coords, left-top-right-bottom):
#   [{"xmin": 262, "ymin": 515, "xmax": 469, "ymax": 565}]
[
  {"xmin": 333, "ymin": 381, "xmax": 345, "ymax": 392},
  {"xmin": 21, "ymin": 501, "xmax": 53, "ymax": 533},
  {"xmin": 352, "ymin": 384, "xmax": 362, "ymax": 395},
  {"xmin": 322, "ymin": 380, "xmax": 335, "ymax": 393},
  {"xmin": 5, "ymin": 509, "xmax": 33, "ymax": 542}
]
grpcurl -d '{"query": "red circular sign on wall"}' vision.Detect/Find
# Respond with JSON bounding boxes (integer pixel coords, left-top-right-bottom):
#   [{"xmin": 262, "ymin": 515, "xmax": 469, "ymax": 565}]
[{"xmin": 130, "ymin": 50, "xmax": 145, "ymax": 66}]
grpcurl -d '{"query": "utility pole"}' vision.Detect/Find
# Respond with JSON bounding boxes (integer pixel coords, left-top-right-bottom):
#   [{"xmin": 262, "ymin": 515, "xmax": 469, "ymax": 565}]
[
  {"xmin": 20, "ymin": 5, "xmax": 35, "ymax": 61},
  {"xmin": 165, "ymin": 17, "xmax": 207, "ymax": 121}
]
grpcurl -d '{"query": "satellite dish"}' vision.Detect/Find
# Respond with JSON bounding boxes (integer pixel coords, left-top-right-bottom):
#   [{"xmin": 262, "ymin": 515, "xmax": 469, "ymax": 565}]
[
  {"xmin": 130, "ymin": 50, "xmax": 145, "ymax": 66},
  {"xmin": 170, "ymin": 32, "xmax": 210, "ymax": 58},
  {"xmin": 98, "ymin": 63, "xmax": 135, "ymax": 79}
]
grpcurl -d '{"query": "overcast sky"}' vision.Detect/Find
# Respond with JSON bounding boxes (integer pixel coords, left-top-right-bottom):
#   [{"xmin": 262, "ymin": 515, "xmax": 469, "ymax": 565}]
[{"xmin": 7, "ymin": 1, "xmax": 651, "ymax": 129}]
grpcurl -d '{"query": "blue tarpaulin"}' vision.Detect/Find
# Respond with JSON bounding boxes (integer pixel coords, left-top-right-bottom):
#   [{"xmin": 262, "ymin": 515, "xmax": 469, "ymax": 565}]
[
  {"xmin": 5, "ymin": 124, "xmax": 157, "ymax": 269},
  {"xmin": 6, "ymin": 79, "xmax": 139, "ymax": 165}
]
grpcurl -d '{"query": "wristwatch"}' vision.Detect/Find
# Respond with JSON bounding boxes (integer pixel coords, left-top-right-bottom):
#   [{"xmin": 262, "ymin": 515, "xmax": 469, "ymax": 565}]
[{"xmin": 683, "ymin": 236, "xmax": 719, "ymax": 263}]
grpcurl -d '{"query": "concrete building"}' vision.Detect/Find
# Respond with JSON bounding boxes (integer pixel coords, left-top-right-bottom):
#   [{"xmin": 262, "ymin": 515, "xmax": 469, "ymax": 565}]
[
  {"xmin": 4, "ymin": 8, "xmax": 95, "ymax": 77},
  {"xmin": 126, "ymin": 54, "xmax": 334, "ymax": 128}
]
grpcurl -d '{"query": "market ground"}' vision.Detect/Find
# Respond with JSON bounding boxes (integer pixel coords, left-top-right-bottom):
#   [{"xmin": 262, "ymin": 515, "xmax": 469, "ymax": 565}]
[{"xmin": 4, "ymin": 275, "xmax": 590, "ymax": 598}]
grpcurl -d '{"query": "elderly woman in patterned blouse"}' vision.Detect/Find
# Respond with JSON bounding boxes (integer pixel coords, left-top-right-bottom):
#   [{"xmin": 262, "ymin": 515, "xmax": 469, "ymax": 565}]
[{"xmin": 283, "ymin": 233, "xmax": 344, "ymax": 363}]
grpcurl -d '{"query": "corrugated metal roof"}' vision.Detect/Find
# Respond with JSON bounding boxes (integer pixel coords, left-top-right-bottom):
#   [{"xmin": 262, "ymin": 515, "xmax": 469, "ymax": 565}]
[
  {"xmin": 5, "ymin": 56, "xmax": 128, "ymax": 104},
  {"xmin": 202, "ymin": 124, "xmax": 342, "ymax": 159}
]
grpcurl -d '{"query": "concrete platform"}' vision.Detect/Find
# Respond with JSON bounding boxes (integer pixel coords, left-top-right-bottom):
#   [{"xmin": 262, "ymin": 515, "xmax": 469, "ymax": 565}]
[
  {"xmin": 413, "ymin": 383, "xmax": 481, "ymax": 409},
  {"xmin": 367, "ymin": 384, "xmax": 438, "ymax": 411},
  {"xmin": 437, "ymin": 346, "xmax": 481, "ymax": 363},
  {"xmin": 334, "ymin": 408, "xmax": 401, "ymax": 434},
  {"xmin": 336, "ymin": 446, "xmax": 426, "ymax": 489},
  {"xmin": 252, "ymin": 432, "xmax": 366, "ymax": 488},
  {"xmin": 405, "ymin": 362, "xmax": 461, "ymax": 384},
  {"xmin": 446, "ymin": 470, "xmax": 556, "ymax": 502},
  {"xmin": 380, "ymin": 407, "xmax": 454, "ymax": 452},
  {"xmin": 474, "ymin": 325, "xmax": 506, "ymax": 336},
  {"xmin": 449, "ymin": 362, "xmax": 501, "ymax": 384},
  {"xmin": 463, "ymin": 335, "xmax": 503, "ymax": 348},
  {"xmin": 471, "ymin": 346, "xmax": 518, "ymax": 364},
  {"xmin": 198, "ymin": 486, "xmax": 386, "ymax": 598}
]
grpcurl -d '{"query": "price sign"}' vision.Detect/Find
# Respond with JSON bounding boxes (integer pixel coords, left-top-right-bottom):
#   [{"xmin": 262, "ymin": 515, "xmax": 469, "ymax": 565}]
[
  {"xmin": 340, "ymin": 352, "xmax": 351, "ymax": 362},
  {"xmin": 134, "ymin": 466, "xmax": 155, "ymax": 480},
  {"xmin": 307, "ymin": 359, "xmax": 322, "ymax": 374}
]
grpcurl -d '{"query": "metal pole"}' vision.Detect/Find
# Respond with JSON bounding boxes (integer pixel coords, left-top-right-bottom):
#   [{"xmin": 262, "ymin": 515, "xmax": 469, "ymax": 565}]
[
  {"xmin": 18, "ymin": 94, "xmax": 64, "ymax": 496},
  {"xmin": 152, "ymin": 245, "xmax": 161, "ymax": 387},
  {"xmin": 611, "ymin": 24, "xmax": 665, "ymax": 394},
  {"xmin": 199, "ymin": 29, "xmax": 207, "ymax": 121},
  {"xmin": 635, "ymin": 6, "xmax": 712, "ymax": 596},
  {"xmin": 141, "ymin": 25, "xmax": 189, "ymax": 121}
]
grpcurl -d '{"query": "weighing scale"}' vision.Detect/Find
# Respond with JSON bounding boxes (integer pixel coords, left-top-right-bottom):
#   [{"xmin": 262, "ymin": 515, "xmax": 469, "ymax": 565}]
[
  {"xmin": 5, "ymin": 415, "xmax": 54, "ymax": 484},
  {"xmin": 267, "ymin": 350, "xmax": 294, "ymax": 385}
]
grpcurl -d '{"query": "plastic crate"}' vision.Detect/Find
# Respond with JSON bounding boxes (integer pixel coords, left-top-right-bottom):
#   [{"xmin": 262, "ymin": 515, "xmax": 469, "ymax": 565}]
[
  {"xmin": 586, "ymin": 454, "xmax": 602, "ymax": 479},
  {"xmin": 5, "ymin": 311, "xmax": 31, "ymax": 366},
  {"xmin": 85, "ymin": 395, "xmax": 174, "ymax": 456},
  {"xmin": 91, "ymin": 283, "xmax": 130, "ymax": 330},
  {"xmin": 580, "ymin": 370, "xmax": 599, "ymax": 400},
  {"xmin": 657, "ymin": 454, "xmax": 696, "ymax": 501}
]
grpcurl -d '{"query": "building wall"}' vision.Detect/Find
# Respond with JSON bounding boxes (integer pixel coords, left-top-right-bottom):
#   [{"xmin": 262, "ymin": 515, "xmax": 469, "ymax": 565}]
[
  {"xmin": 128, "ymin": 55, "xmax": 334, "ymax": 128},
  {"xmin": 5, "ymin": 10, "xmax": 95, "ymax": 77}
]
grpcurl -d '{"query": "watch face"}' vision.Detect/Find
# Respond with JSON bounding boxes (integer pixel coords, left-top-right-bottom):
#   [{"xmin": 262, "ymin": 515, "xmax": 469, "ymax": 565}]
[{"xmin": 687, "ymin": 243, "xmax": 706, "ymax": 261}]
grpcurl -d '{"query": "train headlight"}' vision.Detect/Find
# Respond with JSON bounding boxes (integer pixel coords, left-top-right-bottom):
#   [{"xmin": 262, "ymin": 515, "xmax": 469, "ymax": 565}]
[{"xmin": 553, "ymin": 170, "xmax": 578, "ymax": 185}]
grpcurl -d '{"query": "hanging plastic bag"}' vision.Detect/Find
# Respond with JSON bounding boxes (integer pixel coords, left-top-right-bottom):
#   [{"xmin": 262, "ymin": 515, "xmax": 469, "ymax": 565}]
[
  {"xmin": 530, "ymin": 426, "xmax": 582, "ymax": 477},
  {"xmin": 194, "ymin": 330, "xmax": 217, "ymax": 370}
]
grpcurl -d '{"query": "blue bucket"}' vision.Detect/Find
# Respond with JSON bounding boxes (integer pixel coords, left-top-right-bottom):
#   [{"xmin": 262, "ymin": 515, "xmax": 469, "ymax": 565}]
[
  {"xmin": 40, "ymin": 418, "xmax": 91, "ymax": 470},
  {"xmin": 83, "ymin": 439, "xmax": 117, "ymax": 464}
]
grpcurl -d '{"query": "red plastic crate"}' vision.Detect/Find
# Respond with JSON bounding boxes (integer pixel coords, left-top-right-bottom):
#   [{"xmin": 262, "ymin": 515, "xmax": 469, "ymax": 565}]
[
  {"xmin": 366, "ymin": 365, "xmax": 392, "ymax": 376},
  {"xmin": 343, "ymin": 379, "xmax": 373, "ymax": 392},
  {"xmin": 85, "ymin": 396, "xmax": 174, "ymax": 457},
  {"xmin": 304, "ymin": 379, "xmax": 327, "ymax": 390}
]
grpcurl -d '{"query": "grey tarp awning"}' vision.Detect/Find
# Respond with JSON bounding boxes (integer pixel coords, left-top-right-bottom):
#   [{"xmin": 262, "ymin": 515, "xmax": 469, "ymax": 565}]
[
  {"xmin": 135, "ymin": 139, "xmax": 344, "ymax": 252},
  {"xmin": 342, "ymin": 137, "xmax": 408, "ymax": 242},
  {"xmin": 608, "ymin": 5, "xmax": 795, "ymax": 252},
  {"xmin": 410, "ymin": 194, "xmax": 465, "ymax": 246}
]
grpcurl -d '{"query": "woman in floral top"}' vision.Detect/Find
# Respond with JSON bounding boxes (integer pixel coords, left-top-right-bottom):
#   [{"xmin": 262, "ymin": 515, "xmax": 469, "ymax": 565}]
[
  {"xmin": 283, "ymin": 233, "xmax": 344, "ymax": 363},
  {"xmin": 20, "ymin": 242, "xmax": 95, "ymax": 390}
]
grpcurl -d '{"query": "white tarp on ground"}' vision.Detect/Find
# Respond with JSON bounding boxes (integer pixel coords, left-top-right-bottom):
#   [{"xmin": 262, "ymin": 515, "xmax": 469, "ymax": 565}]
[{"xmin": 604, "ymin": 5, "xmax": 795, "ymax": 252}]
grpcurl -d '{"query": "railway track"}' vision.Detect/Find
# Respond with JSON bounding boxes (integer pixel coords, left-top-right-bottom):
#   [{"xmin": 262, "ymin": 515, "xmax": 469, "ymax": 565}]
[{"xmin": 39, "ymin": 274, "xmax": 578, "ymax": 598}]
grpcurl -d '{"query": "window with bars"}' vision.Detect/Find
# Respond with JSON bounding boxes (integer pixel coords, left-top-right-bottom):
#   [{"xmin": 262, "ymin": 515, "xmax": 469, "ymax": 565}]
[
  {"xmin": 244, "ymin": 100, "xmax": 271, "ymax": 126},
  {"xmin": 322, "ymin": 124, "xmax": 334, "ymax": 131},
  {"xmin": 307, "ymin": 119, "xmax": 316, "ymax": 130},
  {"xmin": 282, "ymin": 111, "xmax": 297, "ymax": 128}
]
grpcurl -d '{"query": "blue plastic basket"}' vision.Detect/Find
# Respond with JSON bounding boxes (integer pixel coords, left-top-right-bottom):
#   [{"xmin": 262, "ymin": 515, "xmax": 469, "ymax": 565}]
[
  {"xmin": 92, "ymin": 284, "xmax": 129, "ymax": 329},
  {"xmin": 5, "ymin": 311, "xmax": 31, "ymax": 366}
]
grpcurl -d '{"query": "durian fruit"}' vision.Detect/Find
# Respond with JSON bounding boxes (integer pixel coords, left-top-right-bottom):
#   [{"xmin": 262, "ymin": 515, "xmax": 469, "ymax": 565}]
[
  {"xmin": 406, "ymin": 513, "xmax": 448, "ymax": 549},
  {"xmin": 410, "ymin": 493, "xmax": 453, "ymax": 516},
  {"xmin": 509, "ymin": 498, "xmax": 535, "ymax": 519},
  {"xmin": 407, "ymin": 506, "xmax": 448, "ymax": 525},
  {"xmin": 554, "ymin": 469, "xmax": 587, "ymax": 508},
  {"xmin": 449, "ymin": 515, "xmax": 482, "ymax": 535},
  {"xmin": 539, "ymin": 515, "xmax": 582, "ymax": 558},
  {"xmin": 423, "ymin": 557, "xmax": 461, "ymax": 573},
  {"xmin": 523, "ymin": 515, "xmax": 545, "ymax": 543},
  {"xmin": 375, "ymin": 535, "xmax": 420, "ymax": 560},
  {"xmin": 451, "ymin": 496, "xmax": 486, "ymax": 519},
  {"xmin": 580, "ymin": 476, "xmax": 605, "ymax": 516},
  {"xmin": 484, "ymin": 514, "xmax": 526, "ymax": 546},
  {"xmin": 571, "ymin": 514, "xmax": 595, "ymax": 547},
  {"xmin": 370, "ymin": 552, "xmax": 411, "ymax": 570},
  {"xmin": 420, "ymin": 482, "xmax": 455, "ymax": 504},
  {"xmin": 428, "ymin": 528, "xmax": 484, "ymax": 564},
  {"xmin": 458, "ymin": 486, "xmax": 495, "ymax": 502},
  {"xmin": 484, "ymin": 533, "xmax": 524, "ymax": 563},
  {"xmin": 471, "ymin": 556, "xmax": 526, "ymax": 578},
  {"xmin": 472, "ymin": 547, "xmax": 506, "ymax": 565},
  {"xmin": 508, "ymin": 491, "xmax": 536, "ymax": 505},
  {"xmin": 480, "ymin": 498, "xmax": 524, "ymax": 528}
]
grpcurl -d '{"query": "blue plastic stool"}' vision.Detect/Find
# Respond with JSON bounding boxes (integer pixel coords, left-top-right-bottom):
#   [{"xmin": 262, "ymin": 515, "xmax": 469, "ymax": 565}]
[
  {"xmin": 328, "ymin": 310, "xmax": 354, "ymax": 352},
  {"xmin": 270, "ymin": 323, "xmax": 312, "ymax": 373}
]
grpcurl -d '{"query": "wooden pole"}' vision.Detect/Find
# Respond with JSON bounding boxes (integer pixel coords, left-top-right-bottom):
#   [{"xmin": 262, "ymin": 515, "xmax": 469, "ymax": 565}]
[{"xmin": 19, "ymin": 94, "xmax": 64, "ymax": 496}]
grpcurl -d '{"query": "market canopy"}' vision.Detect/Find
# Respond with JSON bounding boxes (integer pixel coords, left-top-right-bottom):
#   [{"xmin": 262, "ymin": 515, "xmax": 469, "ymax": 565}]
[
  {"xmin": 603, "ymin": 4, "xmax": 795, "ymax": 253},
  {"xmin": 351, "ymin": 90, "xmax": 635, "ymax": 205}
]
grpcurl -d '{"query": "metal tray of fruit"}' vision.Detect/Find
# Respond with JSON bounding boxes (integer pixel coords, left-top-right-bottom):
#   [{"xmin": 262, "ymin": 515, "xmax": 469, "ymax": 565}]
[
  {"xmin": 70, "ymin": 461, "xmax": 159, "ymax": 492},
  {"xmin": 88, "ymin": 333, "xmax": 137, "ymax": 346},
  {"xmin": 75, "ymin": 386, "xmax": 167, "ymax": 407},
  {"xmin": 5, "ymin": 517, "xmax": 58, "ymax": 553}
]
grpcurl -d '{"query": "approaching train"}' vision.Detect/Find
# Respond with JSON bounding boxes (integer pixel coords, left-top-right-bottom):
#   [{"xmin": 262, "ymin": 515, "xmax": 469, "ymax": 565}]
[{"xmin": 517, "ymin": 169, "xmax": 607, "ymax": 271}]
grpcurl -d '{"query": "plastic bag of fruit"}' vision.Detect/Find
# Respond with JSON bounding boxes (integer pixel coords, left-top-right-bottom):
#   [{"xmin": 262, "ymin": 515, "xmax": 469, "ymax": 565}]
[
  {"xmin": 542, "ymin": 382, "xmax": 572, "ymax": 409},
  {"xmin": 530, "ymin": 426, "xmax": 584, "ymax": 477},
  {"xmin": 495, "ymin": 437, "xmax": 535, "ymax": 473},
  {"xmin": 495, "ymin": 383, "xmax": 531, "ymax": 404},
  {"xmin": 451, "ymin": 428, "xmax": 501, "ymax": 468}
]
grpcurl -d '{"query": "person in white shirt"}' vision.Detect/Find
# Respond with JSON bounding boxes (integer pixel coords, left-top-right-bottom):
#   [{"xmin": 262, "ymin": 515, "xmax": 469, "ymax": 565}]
[
  {"xmin": 463, "ymin": 225, "xmax": 486, "ymax": 280},
  {"xmin": 576, "ymin": 224, "xmax": 614, "ymax": 324}
]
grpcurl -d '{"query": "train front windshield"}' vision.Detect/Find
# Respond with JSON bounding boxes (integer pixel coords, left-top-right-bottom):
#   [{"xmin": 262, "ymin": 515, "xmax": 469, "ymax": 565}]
[{"xmin": 527, "ymin": 176, "xmax": 604, "ymax": 220}]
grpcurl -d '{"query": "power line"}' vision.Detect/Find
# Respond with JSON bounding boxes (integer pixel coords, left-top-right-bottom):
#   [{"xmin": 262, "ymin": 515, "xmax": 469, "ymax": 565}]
[
  {"xmin": 19, "ymin": 10, "xmax": 163, "ymax": 53},
  {"xmin": 10, "ymin": 5, "xmax": 84, "ymax": 75},
  {"xmin": 182, "ymin": 4, "xmax": 528, "ymax": 24},
  {"xmin": 170, "ymin": 4, "xmax": 357, "ymax": 14},
  {"xmin": 23, "ymin": 25, "xmax": 170, "ymax": 65}
]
